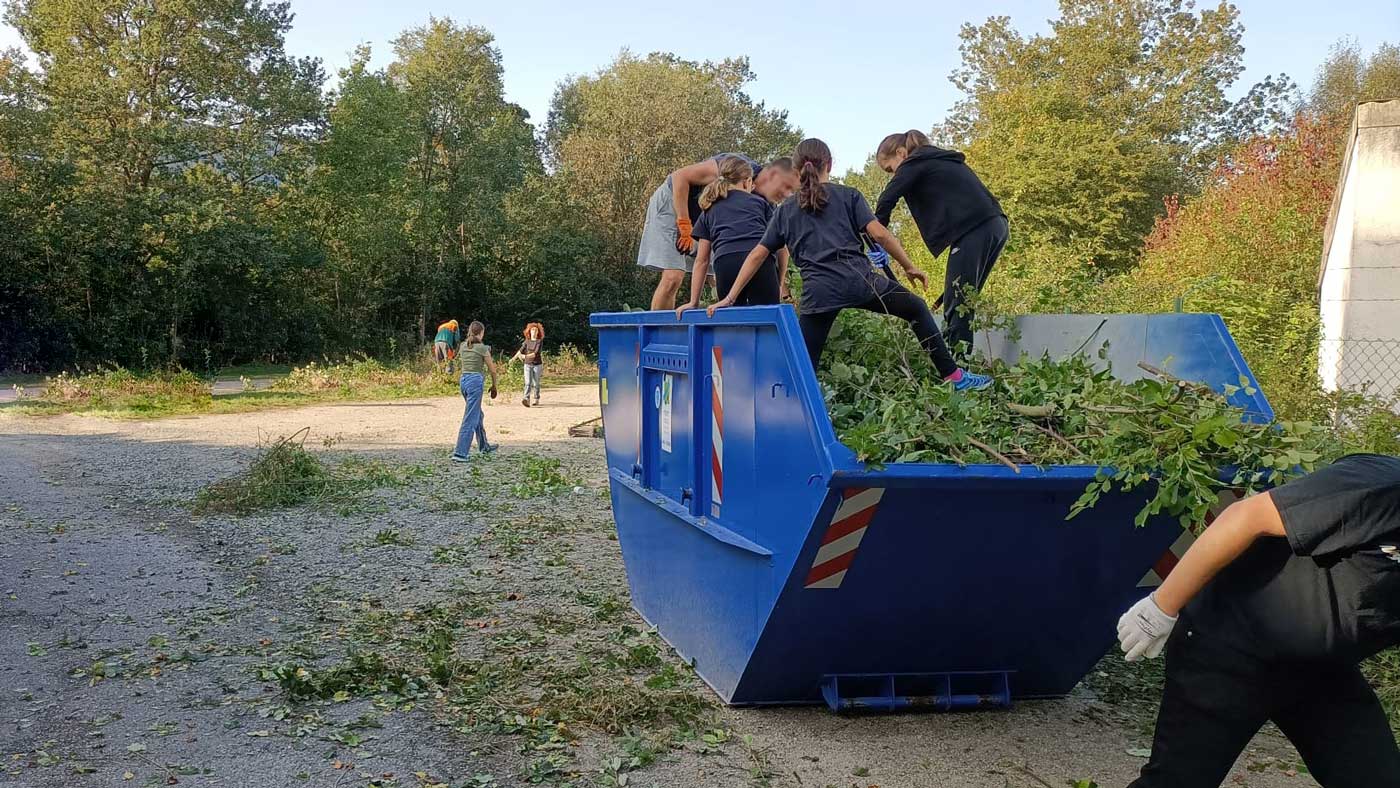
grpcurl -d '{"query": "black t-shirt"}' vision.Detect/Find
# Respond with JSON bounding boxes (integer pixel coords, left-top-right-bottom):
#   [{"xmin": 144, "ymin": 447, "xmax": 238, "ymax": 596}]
[
  {"xmin": 1185, "ymin": 453, "xmax": 1400, "ymax": 664},
  {"xmin": 759, "ymin": 183, "xmax": 900, "ymax": 314},
  {"xmin": 693, "ymin": 190, "xmax": 773, "ymax": 260},
  {"xmin": 519, "ymin": 338, "xmax": 543, "ymax": 365},
  {"xmin": 684, "ymin": 153, "xmax": 762, "ymax": 221}
]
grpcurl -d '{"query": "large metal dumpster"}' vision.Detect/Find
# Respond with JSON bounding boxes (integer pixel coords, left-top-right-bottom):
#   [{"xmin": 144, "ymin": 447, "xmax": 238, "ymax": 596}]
[{"xmin": 589, "ymin": 307, "xmax": 1271, "ymax": 709}]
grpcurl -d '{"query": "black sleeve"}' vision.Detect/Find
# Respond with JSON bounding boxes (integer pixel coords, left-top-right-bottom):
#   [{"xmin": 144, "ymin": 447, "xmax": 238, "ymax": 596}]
[
  {"xmin": 851, "ymin": 190, "xmax": 877, "ymax": 234},
  {"xmin": 1274, "ymin": 454, "xmax": 1400, "ymax": 559},
  {"xmin": 759, "ymin": 204, "xmax": 786, "ymax": 251},
  {"xmin": 873, "ymin": 167, "xmax": 913, "ymax": 226},
  {"xmin": 693, "ymin": 212, "xmax": 711, "ymax": 242}
]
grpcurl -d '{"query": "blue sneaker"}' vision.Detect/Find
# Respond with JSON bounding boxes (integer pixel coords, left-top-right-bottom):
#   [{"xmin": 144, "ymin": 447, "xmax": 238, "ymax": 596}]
[{"xmin": 950, "ymin": 370, "xmax": 993, "ymax": 392}]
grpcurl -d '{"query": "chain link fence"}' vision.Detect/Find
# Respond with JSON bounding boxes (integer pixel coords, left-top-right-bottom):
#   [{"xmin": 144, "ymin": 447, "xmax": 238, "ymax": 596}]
[{"xmin": 1318, "ymin": 338, "xmax": 1400, "ymax": 405}]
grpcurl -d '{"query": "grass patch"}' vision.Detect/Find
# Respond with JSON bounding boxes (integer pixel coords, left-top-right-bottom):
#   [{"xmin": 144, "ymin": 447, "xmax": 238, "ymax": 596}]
[
  {"xmin": 29, "ymin": 367, "xmax": 210, "ymax": 415},
  {"xmin": 1364, "ymin": 648, "xmax": 1400, "ymax": 734},
  {"xmin": 511, "ymin": 454, "xmax": 580, "ymax": 498},
  {"xmin": 193, "ymin": 430, "xmax": 433, "ymax": 515},
  {"xmin": 4, "ymin": 350, "xmax": 596, "ymax": 419},
  {"xmin": 258, "ymin": 598, "xmax": 716, "ymax": 782},
  {"xmin": 215, "ymin": 363, "xmax": 294, "ymax": 379}
]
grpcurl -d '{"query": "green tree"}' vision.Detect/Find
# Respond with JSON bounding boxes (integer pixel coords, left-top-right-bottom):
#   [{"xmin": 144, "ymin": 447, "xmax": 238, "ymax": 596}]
[
  {"xmin": 545, "ymin": 52, "xmax": 800, "ymax": 265},
  {"xmin": 941, "ymin": 0, "xmax": 1286, "ymax": 305},
  {"xmin": 387, "ymin": 18, "xmax": 537, "ymax": 341},
  {"xmin": 1101, "ymin": 116, "xmax": 1344, "ymax": 418},
  {"xmin": 2, "ymin": 0, "xmax": 325, "ymax": 365},
  {"xmin": 1306, "ymin": 39, "xmax": 1400, "ymax": 121}
]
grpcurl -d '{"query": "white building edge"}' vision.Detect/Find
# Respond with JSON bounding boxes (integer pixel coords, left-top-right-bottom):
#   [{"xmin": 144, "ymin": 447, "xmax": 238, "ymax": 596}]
[{"xmin": 1317, "ymin": 99, "xmax": 1400, "ymax": 400}]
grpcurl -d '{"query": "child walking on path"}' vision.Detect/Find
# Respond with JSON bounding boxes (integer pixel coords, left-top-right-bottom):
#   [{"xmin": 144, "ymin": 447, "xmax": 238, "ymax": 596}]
[
  {"xmin": 451, "ymin": 321, "xmax": 499, "ymax": 463},
  {"xmin": 514, "ymin": 322, "xmax": 545, "ymax": 407},
  {"xmin": 675, "ymin": 156, "xmax": 790, "ymax": 317},
  {"xmin": 710, "ymin": 138, "xmax": 992, "ymax": 393}
]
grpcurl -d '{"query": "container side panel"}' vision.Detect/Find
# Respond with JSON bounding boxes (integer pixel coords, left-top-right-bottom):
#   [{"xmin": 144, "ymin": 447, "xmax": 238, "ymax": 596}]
[{"xmin": 733, "ymin": 483, "xmax": 1182, "ymax": 704}]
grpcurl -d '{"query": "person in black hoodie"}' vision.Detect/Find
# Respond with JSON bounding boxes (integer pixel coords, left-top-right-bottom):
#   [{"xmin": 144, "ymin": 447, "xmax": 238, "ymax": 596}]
[{"xmin": 874, "ymin": 130, "xmax": 1008, "ymax": 356}]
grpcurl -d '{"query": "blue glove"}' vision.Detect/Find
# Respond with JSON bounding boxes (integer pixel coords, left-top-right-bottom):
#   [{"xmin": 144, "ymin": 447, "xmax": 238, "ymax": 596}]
[{"xmin": 866, "ymin": 243, "xmax": 891, "ymax": 271}]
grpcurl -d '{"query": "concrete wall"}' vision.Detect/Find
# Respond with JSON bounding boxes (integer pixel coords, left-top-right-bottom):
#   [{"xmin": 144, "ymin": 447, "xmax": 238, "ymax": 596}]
[{"xmin": 1317, "ymin": 100, "xmax": 1400, "ymax": 398}]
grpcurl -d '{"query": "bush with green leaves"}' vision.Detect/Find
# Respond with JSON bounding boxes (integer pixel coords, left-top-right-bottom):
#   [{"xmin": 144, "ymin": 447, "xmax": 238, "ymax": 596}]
[{"xmin": 820, "ymin": 310, "xmax": 1336, "ymax": 528}]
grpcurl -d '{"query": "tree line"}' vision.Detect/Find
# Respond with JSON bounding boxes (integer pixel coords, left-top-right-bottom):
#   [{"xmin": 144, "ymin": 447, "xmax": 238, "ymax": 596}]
[{"xmin": 1, "ymin": 0, "xmax": 1397, "ymax": 393}]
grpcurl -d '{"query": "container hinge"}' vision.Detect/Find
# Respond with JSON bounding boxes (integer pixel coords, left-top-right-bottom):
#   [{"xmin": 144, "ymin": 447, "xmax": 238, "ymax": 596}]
[{"xmin": 818, "ymin": 671, "xmax": 1013, "ymax": 713}]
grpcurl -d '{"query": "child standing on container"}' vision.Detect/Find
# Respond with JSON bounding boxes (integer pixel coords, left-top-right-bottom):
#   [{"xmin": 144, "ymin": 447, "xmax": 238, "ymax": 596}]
[
  {"xmin": 675, "ymin": 157, "xmax": 791, "ymax": 316},
  {"xmin": 709, "ymin": 138, "xmax": 992, "ymax": 392},
  {"xmin": 451, "ymin": 321, "xmax": 498, "ymax": 463},
  {"xmin": 513, "ymin": 322, "xmax": 545, "ymax": 407},
  {"xmin": 874, "ymin": 130, "xmax": 1007, "ymax": 356}
]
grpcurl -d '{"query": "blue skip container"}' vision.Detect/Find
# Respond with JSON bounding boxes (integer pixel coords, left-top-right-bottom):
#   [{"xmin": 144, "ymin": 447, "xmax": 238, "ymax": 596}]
[{"xmin": 589, "ymin": 308, "xmax": 1271, "ymax": 710}]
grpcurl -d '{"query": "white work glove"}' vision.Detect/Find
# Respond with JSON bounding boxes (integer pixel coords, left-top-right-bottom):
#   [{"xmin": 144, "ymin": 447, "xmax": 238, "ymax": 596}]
[{"xmin": 1117, "ymin": 593, "xmax": 1177, "ymax": 662}]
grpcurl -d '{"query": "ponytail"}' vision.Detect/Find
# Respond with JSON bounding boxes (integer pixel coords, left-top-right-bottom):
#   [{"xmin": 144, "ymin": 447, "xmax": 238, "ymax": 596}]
[
  {"xmin": 793, "ymin": 138, "xmax": 832, "ymax": 213},
  {"xmin": 699, "ymin": 155, "xmax": 754, "ymax": 211},
  {"xmin": 464, "ymin": 320, "xmax": 485, "ymax": 348},
  {"xmin": 877, "ymin": 128, "xmax": 933, "ymax": 163}
]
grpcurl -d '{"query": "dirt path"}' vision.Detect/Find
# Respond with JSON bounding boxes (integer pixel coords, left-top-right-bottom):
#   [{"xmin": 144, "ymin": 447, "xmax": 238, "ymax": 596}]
[{"xmin": 0, "ymin": 386, "xmax": 1313, "ymax": 788}]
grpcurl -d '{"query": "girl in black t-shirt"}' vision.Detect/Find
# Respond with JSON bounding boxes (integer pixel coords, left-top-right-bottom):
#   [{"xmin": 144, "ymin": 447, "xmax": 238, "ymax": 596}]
[
  {"xmin": 709, "ymin": 138, "xmax": 991, "ymax": 392},
  {"xmin": 675, "ymin": 156, "xmax": 790, "ymax": 317}
]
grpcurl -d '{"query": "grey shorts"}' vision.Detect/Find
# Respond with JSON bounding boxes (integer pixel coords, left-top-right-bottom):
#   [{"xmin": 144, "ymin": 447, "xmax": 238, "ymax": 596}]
[{"xmin": 636, "ymin": 177, "xmax": 695, "ymax": 273}]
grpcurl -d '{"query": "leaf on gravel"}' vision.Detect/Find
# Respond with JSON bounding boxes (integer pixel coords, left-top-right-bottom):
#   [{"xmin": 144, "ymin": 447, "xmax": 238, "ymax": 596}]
[
  {"xmin": 1127, "ymin": 747, "xmax": 1152, "ymax": 758},
  {"xmin": 126, "ymin": 743, "xmax": 146, "ymax": 753}
]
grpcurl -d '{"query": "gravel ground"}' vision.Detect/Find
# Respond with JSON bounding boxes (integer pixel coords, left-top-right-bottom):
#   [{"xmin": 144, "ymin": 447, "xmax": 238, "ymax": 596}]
[{"xmin": 0, "ymin": 386, "xmax": 1315, "ymax": 788}]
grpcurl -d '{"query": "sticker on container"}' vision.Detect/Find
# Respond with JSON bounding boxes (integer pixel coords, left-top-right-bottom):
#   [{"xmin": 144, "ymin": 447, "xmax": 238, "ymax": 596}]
[
  {"xmin": 600, "ymin": 378, "xmax": 608, "ymax": 406},
  {"xmin": 659, "ymin": 374, "xmax": 673, "ymax": 453}
]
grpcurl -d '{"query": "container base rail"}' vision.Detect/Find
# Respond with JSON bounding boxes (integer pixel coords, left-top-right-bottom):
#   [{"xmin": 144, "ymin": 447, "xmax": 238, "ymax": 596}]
[{"xmin": 819, "ymin": 671, "xmax": 1014, "ymax": 713}]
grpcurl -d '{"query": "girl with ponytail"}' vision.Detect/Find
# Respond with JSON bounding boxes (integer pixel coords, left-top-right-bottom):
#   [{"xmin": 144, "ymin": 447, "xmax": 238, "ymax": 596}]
[
  {"xmin": 709, "ymin": 138, "xmax": 992, "ymax": 393},
  {"xmin": 675, "ymin": 157, "xmax": 791, "ymax": 316},
  {"xmin": 874, "ymin": 129, "xmax": 1007, "ymax": 356}
]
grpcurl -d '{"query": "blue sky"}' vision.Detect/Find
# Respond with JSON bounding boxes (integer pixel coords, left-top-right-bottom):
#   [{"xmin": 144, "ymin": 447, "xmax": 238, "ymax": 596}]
[{"xmin": 4, "ymin": 1, "xmax": 1397, "ymax": 167}]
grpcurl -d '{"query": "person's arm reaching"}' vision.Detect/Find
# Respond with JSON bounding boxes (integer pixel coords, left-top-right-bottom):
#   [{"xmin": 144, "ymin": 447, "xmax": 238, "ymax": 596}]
[
  {"xmin": 865, "ymin": 220, "xmax": 929, "ymax": 290},
  {"xmin": 1117, "ymin": 492, "xmax": 1286, "ymax": 660},
  {"xmin": 707, "ymin": 244, "xmax": 772, "ymax": 316},
  {"xmin": 873, "ymin": 166, "xmax": 914, "ymax": 227},
  {"xmin": 669, "ymin": 159, "xmax": 720, "ymax": 253},
  {"xmin": 777, "ymin": 247, "xmax": 791, "ymax": 301},
  {"xmin": 676, "ymin": 240, "xmax": 713, "ymax": 319}
]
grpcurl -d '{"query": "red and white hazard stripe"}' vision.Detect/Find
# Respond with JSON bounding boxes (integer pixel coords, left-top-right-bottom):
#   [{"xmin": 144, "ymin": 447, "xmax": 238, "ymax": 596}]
[
  {"xmin": 710, "ymin": 347, "xmax": 724, "ymax": 518},
  {"xmin": 1138, "ymin": 488, "xmax": 1248, "ymax": 587},
  {"xmin": 804, "ymin": 487, "xmax": 885, "ymax": 589}
]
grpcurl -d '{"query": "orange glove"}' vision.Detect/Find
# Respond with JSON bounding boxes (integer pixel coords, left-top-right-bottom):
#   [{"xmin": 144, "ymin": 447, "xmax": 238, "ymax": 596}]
[{"xmin": 675, "ymin": 217, "xmax": 694, "ymax": 254}]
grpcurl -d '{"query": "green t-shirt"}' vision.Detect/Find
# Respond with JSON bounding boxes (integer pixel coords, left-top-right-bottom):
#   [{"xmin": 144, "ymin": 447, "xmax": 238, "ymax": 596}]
[{"xmin": 459, "ymin": 343, "xmax": 491, "ymax": 374}]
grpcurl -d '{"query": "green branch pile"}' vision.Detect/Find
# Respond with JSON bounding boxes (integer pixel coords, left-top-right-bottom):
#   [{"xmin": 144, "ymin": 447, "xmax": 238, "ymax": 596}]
[{"xmin": 819, "ymin": 312, "xmax": 1336, "ymax": 528}]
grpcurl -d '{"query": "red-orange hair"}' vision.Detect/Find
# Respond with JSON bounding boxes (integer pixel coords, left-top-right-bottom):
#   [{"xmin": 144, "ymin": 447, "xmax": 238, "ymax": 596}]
[{"xmin": 523, "ymin": 322, "xmax": 544, "ymax": 339}]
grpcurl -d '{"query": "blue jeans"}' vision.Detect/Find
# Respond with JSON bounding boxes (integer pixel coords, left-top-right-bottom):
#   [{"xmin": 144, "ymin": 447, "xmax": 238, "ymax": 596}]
[
  {"xmin": 523, "ymin": 363, "xmax": 542, "ymax": 400},
  {"xmin": 453, "ymin": 373, "xmax": 489, "ymax": 458}
]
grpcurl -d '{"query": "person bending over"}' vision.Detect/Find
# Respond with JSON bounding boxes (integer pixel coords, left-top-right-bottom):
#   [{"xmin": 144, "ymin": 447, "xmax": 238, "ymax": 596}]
[
  {"xmin": 1117, "ymin": 454, "xmax": 1400, "ymax": 787},
  {"xmin": 675, "ymin": 156, "xmax": 790, "ymax": 317},
  {"xmin": 637, "ymin": 153, "xmax": 797, "ymax": 311},
  {"xmin": 874, "ymin": 130, "xmax": 1007, "ymax": 356}
]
